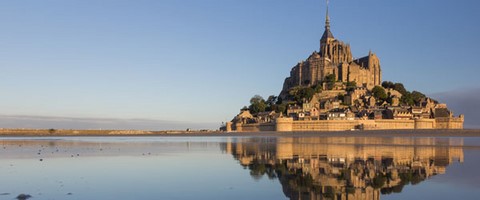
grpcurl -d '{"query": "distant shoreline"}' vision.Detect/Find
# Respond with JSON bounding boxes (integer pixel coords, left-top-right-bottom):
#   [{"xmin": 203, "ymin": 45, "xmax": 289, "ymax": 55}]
[{"xmin": 0, "ymin": 128, "xmax": 480, "ymax": 137}]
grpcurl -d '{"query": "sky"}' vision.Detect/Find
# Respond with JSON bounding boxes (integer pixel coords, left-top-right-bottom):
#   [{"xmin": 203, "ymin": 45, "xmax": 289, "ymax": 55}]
[{"xmin": 0, "ymin": 0, "xmax": 479, "ymax": 130}]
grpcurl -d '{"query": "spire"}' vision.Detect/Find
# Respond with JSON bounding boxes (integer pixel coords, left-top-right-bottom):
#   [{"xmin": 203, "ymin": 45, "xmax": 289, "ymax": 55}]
[
  {"xmin": 325, "ymin": 0, "xmax": 330, "ymax": 30},
  {"xmin": 321, "ymin": 0, "xmax": 334, "ymax": 43}
]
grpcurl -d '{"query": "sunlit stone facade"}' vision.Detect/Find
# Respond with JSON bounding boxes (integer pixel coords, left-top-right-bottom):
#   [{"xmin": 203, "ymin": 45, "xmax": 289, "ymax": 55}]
[{"xmin": 280, "ymin": 8, "xmax": 381, "ymax": 98}]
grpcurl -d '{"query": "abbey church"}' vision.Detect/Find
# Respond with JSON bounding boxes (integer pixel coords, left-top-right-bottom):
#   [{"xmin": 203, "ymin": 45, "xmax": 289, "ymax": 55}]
[{"xmin": 280, "ymin": 8, "xmax": 381, "ymax": 97}]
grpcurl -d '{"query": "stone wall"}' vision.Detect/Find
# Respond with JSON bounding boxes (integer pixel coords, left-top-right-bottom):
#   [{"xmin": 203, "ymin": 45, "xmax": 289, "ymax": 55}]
[
  {"xmin": 363, "ymin": 120, "xmax": 415, "ymax": 130},
  {"xmin": 232, "ymin": 117, "xmax": 463, "ymax": 132},
  {"xmin": 415, "ymin": 119, "xmax": 436, "ymax": 129},
  {"xmin": 292, "ymin": 120, "xmax": 358, "ymax": 131},
  {"xmin": 436, "ymin": 117, "xmax": 464, "ymax": 129},
  {"xmin": 276, "ymin": 118, "xmax": 294, "ymax": 131},
  {"xmin": 236, "ymin": 123, "xmax": 275, "ymax": 132}
]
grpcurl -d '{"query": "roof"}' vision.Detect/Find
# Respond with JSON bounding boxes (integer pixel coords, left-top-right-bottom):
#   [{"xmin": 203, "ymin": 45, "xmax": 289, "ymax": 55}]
[
  {"xmin": 354, "ymin": 55, "xmax": 370, "ymax": 68},
  {"xmin": 321, "ymin": 29, "xmax": 334, "ymax": 41},
  {"xmin": 236, "ymin": 110, "xmax": 253, "ymax": 119}
]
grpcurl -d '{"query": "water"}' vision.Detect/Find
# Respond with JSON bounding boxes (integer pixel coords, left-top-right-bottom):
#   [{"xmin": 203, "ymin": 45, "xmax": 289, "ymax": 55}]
[{"xmin": 1, "ymin": 136, "xmax": 479, "ymax": 200}]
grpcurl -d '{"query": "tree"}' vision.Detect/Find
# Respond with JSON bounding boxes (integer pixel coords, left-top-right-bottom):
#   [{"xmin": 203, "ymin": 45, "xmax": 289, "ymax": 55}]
[
  {"xmin": 381, "ymin": 81, "xmax": 408, "ymax": 96},
  {"xmin": 324, "ymin": 74, "xmax": 336, "ymax": 90},
  {"xmin": 288, "ymin": 86, "xmax": 315, "ymax": 104},
  {"xmin": 275, "ymin": 103, "xmax": 287, "ymax": 114},
  {"xmin": 346, "ymin": 81, "xmax": 357, "ymax": 92},
  {"xmin": 250, "ymin": 95, "xmax": 264, "ymax": 104},
  {"xmin": 300, "ymin": 87, "xmax": 315, "ymax": 101},
  {"xmin": 265, "ymin": 95, "xmax": 278, "ymax": 111},
  {"xmin": 401, "ymin": 92, "xmax": 415, "ymax": 106},
  {"xmin": 249, "ymin": 95, "xmax": 267, "ymax": 114},
  {"xmin": 372, "ymin": 86, "xmax": 387, "ymax": 101},
  {"xmin": 386, "ymin": 95, "xmax": 393, "ymax": 104},
  {"xmin": 313, "ymin": 83, "xmax": 323, "ymax": 93},
  {"xmin": 276, "ymin": 97, "xmax": 283, "ymax": 105},
  {"xmin": 400, "ymin": 91, "xmax": 425, "ymax": 106},
  {"xmin": 382, "ymin": 81, "xmax": 394, "ymax": 89},
  {"xmin": 266, "ymin": 95, "xmax": 277, "ymax": 106},
  {"xmin": 411, "ymin": 91, "xmax": 426, "ymax": 103},
  {"xmin": 325, "ymin": 74, "xmax": 335, "ymax": 83},
  {"xmin": 288, "ymin": 86, "xmax": 301, "ymax": 97},
  {"xmin": 393, "ymin": 83, "xmax": 407, "ymax": 96}
]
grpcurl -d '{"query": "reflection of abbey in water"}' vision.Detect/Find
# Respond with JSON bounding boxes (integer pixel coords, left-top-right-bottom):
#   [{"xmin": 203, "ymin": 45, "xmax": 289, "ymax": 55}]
[{"xmin": 223, "ymin": 137, "xmax": 464, "ymax": 200}]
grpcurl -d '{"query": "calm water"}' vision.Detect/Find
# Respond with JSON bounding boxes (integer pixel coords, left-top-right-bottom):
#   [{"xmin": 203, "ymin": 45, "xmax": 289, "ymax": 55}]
[{"xmin": 1, "ymin": 136, "xmax": 480, "ymax": 200}]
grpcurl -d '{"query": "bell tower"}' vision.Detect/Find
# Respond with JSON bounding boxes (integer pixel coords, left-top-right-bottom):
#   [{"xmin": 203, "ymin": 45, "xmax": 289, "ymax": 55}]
[{"xmin": 320, "ymin": 0, "xmax": 334, "ymax": 48}]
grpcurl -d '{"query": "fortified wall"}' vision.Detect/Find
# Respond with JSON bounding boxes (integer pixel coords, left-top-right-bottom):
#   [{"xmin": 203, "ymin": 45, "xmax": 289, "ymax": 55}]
[{"xmin": 227, "ymin": 116, "xmax": 464, "ymax": 132}]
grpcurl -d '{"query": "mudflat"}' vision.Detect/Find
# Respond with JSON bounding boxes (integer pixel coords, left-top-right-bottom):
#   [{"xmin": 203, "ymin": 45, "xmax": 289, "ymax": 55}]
[{"xmin": 0, "ymin": 129, "xmax": 479, "ymax": 137}]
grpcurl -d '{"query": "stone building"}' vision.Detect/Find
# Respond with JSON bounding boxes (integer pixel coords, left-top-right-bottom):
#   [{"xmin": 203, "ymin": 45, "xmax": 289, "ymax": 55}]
[{"xmin": 280, "ymin": 8, "xmax": 381, "ymax": 99}]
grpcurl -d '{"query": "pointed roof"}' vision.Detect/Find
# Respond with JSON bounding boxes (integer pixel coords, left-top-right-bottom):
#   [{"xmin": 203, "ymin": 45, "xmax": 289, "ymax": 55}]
[
  {"xmin": 321, "ymin": 1, "xmax": 334, "ymax": 42},
  {"xmin": 321, "ymin": 29, "xmax": 334, "ymax": 41}
]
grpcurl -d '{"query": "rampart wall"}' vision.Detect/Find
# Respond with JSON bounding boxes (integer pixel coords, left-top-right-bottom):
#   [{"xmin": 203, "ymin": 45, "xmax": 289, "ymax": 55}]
[
  {"xmin": 436, "ymin": 117, "xmax": 464, "ymax": 129},
  {"xmin": 231, "ymin": 117, "xmax": 463, "ymax": 132}
]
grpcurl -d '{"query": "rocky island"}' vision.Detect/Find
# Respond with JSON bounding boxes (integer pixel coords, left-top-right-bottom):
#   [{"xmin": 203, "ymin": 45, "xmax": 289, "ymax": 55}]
[{"xmin": 226, "ymin": 5, "xmax": 464, "ymax": 132}]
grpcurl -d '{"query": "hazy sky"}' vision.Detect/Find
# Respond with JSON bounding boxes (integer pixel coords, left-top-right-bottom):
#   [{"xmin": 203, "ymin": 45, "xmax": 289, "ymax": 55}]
[{"xmin": 0, "ymin": 0, "xmax": 479, "ymax": 129}]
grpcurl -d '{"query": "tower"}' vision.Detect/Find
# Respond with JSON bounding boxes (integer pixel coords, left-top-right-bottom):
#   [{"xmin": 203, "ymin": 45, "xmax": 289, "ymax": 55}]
[
  {"xmin": 319, "ymin": 0, "xmax": 352, "ymax": 65},
  {"xmin": 320, "ymin": 0, "xmax": 334, "ymax": 48}
]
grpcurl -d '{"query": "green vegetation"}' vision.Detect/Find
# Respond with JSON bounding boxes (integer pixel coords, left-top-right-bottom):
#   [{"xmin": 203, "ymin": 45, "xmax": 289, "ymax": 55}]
[
  {"xmin": 337, "ymin": 93, "xmax": 345, "ymax": 103},
  {"xmin": 265, "ymin": 95, "xmax": 277, "ymax": 110},
  {"xmin": 288, "ymin": 86, "xmax": 315, "ymax": 104},
  {"xmin": 397, "ymin": 171, "xmax": 425, "ymax": 186},
  {"xmin": 382, "ymin": 81, "xmax": 426, "ymax": 106},
  {"xmin": 382, "ymin": 81, "xmax": 407, "ymax": 96},
  {"xmin": 394, "ymin": 83, "xmax": 407, "ymax": 96},
  {"xmin": 346, "ymin": 81, "xmax": 357, "ymax": 92},
  {"xmin": 401, "ymin": 91, "xmax": 426, "ymax": 106},
  {"xmin": 247, "ymin": 95, "xmax": 287, "ymax": 114},
  {"xmin": 372, "ymin": 86, "xmax": 387, "ymax": 101},
  {"xmin": 275, "ymin": 103, "xmax": 287, "ymax": 114},
  {"xmin": 324, "ymin": 74, "xmax": 336, "ymax": 90},
  {"xmin": 371, "ymin": 173, "xmax": 387, "ymax": 189},
  {"xmin": 248, "ymin": 95, "xmax": 267, "ymax": 114},
  {"xmin": 313, "ymin": 83, "xmax": 322, "ymax": 93},
  {"xmin": 248, "ymin": 160, "xmax": 277, "ymax": 180},
  {"xmin": 246, "ymin": 79, "xmax": 430, "ymax": 116}
]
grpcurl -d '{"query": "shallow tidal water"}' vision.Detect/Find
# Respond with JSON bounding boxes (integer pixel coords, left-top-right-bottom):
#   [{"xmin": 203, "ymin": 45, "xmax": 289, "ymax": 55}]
[{"xmin": 1, "ymin": 135, "xmax": 480, "ymax": 200}]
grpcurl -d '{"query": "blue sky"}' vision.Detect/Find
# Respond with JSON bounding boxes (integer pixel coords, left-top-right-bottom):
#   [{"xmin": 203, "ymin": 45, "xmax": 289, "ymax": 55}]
[{"xmin": 0, "ymin": 0, "xmax": 479, "ymax": 129}]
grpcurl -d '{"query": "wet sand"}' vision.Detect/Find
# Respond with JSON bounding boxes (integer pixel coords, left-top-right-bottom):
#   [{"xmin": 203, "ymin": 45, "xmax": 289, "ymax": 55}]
[
  {"xmin": 1, "ymin": 129, "xmax": 480, "ymax": 137},
  {"xmin": 158, "ymin": 129, "xmax": 480, "ymax": 137}
]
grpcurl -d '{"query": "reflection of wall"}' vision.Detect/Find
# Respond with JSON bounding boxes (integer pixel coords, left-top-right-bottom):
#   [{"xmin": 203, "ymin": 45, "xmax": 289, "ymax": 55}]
[
  {"xmin": 274, "ymin": 137, "xmax": 463, "ymax": 163},
  {"xmin": 225, "ymin": 137, "xmax": 464, "ymax": 200}
]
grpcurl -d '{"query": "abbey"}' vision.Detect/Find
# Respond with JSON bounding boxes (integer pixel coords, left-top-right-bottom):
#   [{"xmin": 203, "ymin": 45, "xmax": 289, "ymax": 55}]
[
  {"xmin": 225, "ymin": 3, "xmax": 464, "ymax": 132},
  {"xmin": 280, "ymin": 9, "xmax": 381, "ymax": 98}
]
